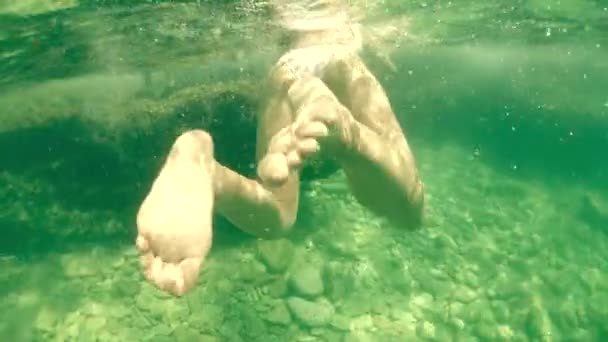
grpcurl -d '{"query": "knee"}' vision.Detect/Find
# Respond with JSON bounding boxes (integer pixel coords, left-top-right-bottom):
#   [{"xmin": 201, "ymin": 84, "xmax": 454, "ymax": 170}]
[
  {"xmin": 262, "ymin": 225, "xmax": 294, "ymax": 239},
  {"xmin": 268, "ymin": 61, "xmax": 298, "ymax": 91},
  {"xmin": 169, "ymin": 130, "xmax": 214, "ymax": 162},
  {"xmin": 173, "ymin": 130, "xmax": 213, "ymax": 152},
  {"xmin": 253, "ymin": 219, "xmax": 294, "ymax": 240},
  {"xmin": 267, "ymin": 208, "xmax": 297, "ymax": 239},
  {"xmin": 403, "ymin": 184, "xmax": 425, "ymax": 230},
  {"xmin": 288, "ymin": 77, "xmax": 336, "ymax": 109},
  {"xmin": 175, "ymin": 129, "xmax": 212, "ymax": 147},
  {"xmin": 255, "ymin": 203, "xmax": 297, "ymax": 239}
]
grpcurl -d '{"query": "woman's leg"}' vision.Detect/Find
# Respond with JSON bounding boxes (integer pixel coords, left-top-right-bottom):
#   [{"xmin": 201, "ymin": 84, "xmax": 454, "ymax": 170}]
[
  {"xmin": 324, "ymin": 54, "xmax": 425, "ymax": 228},
  {"xmin": 134, "ymin": 65, "xmax": 314, "ymax": 296},
  {"xmin": 260, "ymin": 56, "xmax": 425, "ymax": 230}
]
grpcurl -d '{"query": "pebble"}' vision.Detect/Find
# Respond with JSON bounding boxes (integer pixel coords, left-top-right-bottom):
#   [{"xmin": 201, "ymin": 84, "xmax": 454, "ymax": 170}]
[
  {"xmin": 165, "ymin": 301, "xmax": 190, "ymax": 327},
  {"xmin": 257, "ymin": 239, "xmax": 295, "ymax": 273},
  {"xmin": 525, "ymin": 306, "xmax": 548, "ymax": 339},
  {"xmin": 339, "ymin": 293, "xmax": 375, "ymax": 316},
  {"xmin": 344, "ymin": 331, "xmax": 373, "ymax": 342},
  {"xmin": 35, "ymin": 307, "xmax": 57, "ymax": 332},
  {"xmin": 474, "ymin": 322, "xmax": 497, "ymax": 340},
  {"xmin": 349, "ymin": 314, "xmax": 374, "ymax": 331},
  {"xmin": 188, "ymin": 303, "xmax": 223, "ymax": 332},
  {"xmin": 496, "ymin": 324, "xmax": 515, "ymax": 341},
  {"xmin": 323, "ymin": 261, "xmax": 357, "ymax": 300},
  {"xmin": 267, "ymin": 277, "xmax": 288, "ymax": 298},
  {"xmin": 172, "ymin": 326, "xmax": 205, "ymax": 341},
  {"xmin": 416, "ymin": 320, "xmax": 436, "ymax": 339},
  {"xmin": 238, "ymin": 260, "xmax": 268, "ymax": 281},
  {"xmin": 330, "ymin": 314, "xmax": 351, "ymax": 331},
  {"xmin": 411, "ymin": 269, "xmax": 450, "ymax": 299},
  {"xmin": 449, "ymin": 317, "xmax": 465, "ymax": 331},
  {"xmin": 241, "ymin": 308, "xmax": 266, "ymax": 339},
  {"xmin": 563, "ymin": 328, "xmax": 593, "ymax": 341},
  {"xmin": 114, "ymin": 279, "xmax": 140, "ymax": 297},
  {"xmin": 490, "ymin": 300, "xmax": 511, "ymax": 323},
  {"xmin": 462, "ymin": 271, "xmax": 479, "ymax": 288},
  {"xmin": 135, "ymin": 291, "xmax": 164, "ymax": 315},
  {"xmin": 264, "ymin": 301, "xmax": 292, "ymax": 326},
  {"xmin": 409, "ymin": 292, "xmax": 435, "ymax": 315},
  {"xmin": 465, "ymin": 299, "xmax": 495, "ymax": 324},
  {"xmin": 330, "ymin": 239, "xmax": 359, "ymax": 257},
  {"xmin": 289, "ymin": 265, "xmax": 324, "ymax": 298},
  {"xmin": 85, "ymin": 316, "xmax": 107, "ymax": 331},
  {"xmin": 61, "ymin": 255, "xmax": 97, "ymax": 278},
  {"xmin": 453, "ymin": 284, "xmax": 478, "ymax": 304},
  {"xmin": 286, "ymin": 297, "xmax": 334, "ymax": 328}
]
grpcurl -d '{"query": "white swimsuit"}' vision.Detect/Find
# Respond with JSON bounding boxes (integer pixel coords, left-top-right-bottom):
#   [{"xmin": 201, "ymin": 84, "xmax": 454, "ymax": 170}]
[
  {"xmin": 276, "ymin": 44, "xmax": 349, "ymax": 79},
  {"xmin": 274, "ymin": 0, "xmax": 362, "ymax": 79}
]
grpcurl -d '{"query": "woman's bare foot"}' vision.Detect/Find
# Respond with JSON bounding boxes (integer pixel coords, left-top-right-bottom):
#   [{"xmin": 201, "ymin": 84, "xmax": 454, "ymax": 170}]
[
  {"xmin": 257, "ymin": 76, "xmax": 354, "ymax": 186},
  {"xmin": 256, "ymin": 121, "xmax": 326, "ymax": 186},
  {"xmin": 135, "ymin": 130, "xmax": 215, "ymax": 296}
]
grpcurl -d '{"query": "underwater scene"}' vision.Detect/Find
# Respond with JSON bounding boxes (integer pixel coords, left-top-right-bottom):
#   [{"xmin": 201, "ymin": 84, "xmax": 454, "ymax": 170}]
[{"xmin": 1, "ymin": 0, "xmax": 608, "ymax": 341}]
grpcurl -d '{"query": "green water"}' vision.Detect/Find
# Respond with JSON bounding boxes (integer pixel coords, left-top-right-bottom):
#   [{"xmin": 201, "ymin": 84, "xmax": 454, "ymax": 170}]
[{"xmin": 1, "ymin": 0, "xmax": 608, "ymax": 341}]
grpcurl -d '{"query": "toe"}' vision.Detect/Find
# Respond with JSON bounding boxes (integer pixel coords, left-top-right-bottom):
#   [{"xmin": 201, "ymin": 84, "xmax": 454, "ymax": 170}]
[
  {"xmin": 286, "ymin": 150, "xmax": 302, "ymax": 168},
  {"xmin": 135, "ymin": 235, "xmax": 150, "ymax": 253},
  {"xmin": 267, "ymin": 127, "xmax": 294, "ymax": 154},
  {"xmin": 139, "ymin": 249, "xmax": 154, "ymax": 270},
  {"xmin": 176, "ymin": 257, "xmax": 203, "ymax": 295},
  {"xmin": 297, "ymin": 138, "xmax": 319, "ymax": 156},
  {"xmin": 145, "ymin": 257, "xmax": 187, "ymax": 296},
  {"xmin": 296, "ymin": 121, "xmax": 328, "ymax": 139},
  {"xmin": 137, "ymin": 233, "xmax": 205, "ymax": 296},
  {"xmin": 258, "ymin": 153, "xmax": 289, "ymax": 186},
  {"xmin": 287, "ymin": 76, "xmax": 327, "ymax": 110}
]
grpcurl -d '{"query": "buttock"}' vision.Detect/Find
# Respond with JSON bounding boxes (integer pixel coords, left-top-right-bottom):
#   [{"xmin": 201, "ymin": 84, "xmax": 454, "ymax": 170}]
[{"xmin": 276, "ymin": 44, "xmax": 356, "ymax": 80}]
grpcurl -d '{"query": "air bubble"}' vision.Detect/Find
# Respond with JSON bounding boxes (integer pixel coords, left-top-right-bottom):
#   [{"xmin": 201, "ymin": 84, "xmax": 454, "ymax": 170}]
[{"xmin": 472, "ymin": 146, "xmax": 481, "ymax": 158}]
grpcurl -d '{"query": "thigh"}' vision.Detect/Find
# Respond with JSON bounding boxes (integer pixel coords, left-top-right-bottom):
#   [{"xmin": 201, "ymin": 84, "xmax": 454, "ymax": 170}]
[
  {"xmin": 254, "ymin": 69, "xmax": 301, "ymax": 218},
  {"xmin": 255, "ymin": 66, "xmax": 298, "ymax": 162},
  {"xmin": 324, "ymin": 53, "xmax": 405, "ymax": 143}
]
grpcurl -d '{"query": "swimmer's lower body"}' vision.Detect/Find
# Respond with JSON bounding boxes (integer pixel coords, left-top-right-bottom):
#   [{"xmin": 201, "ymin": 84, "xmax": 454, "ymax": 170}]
[{"xmin": 134, "ymin": 51, "xmax": 425, "ymax": 296}]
